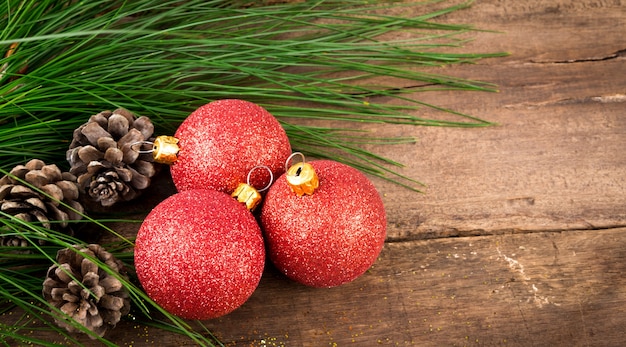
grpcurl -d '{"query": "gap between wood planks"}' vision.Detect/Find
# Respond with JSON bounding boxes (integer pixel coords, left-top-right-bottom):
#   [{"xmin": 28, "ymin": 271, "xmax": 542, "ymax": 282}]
[{"xmin": 385, "ymin": 224, "xmax": 626, "ymax": 243}]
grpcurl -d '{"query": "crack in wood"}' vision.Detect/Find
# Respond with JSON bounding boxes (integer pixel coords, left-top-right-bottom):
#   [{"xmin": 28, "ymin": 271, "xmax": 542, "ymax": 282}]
[
  {"xmin": 551, "ymin": 240, "xmax": 560, "ymax": 266},
  {"xmin": 529, "ymin": 48, "xmax": 626, "ymax": 64},
  {"xmin": 385, "ymin": 224, "xmax": 626, "ymax": 243},
  {"xmin": 504, "ymin": 93, "xmax": 626, "ymax": 109}
]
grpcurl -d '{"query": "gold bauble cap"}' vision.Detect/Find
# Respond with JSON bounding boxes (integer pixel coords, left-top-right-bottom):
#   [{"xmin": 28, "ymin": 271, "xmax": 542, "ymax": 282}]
[
  {"xmin": 152, "ymin": 135, "xmax": 180, "ymax": 164},
  {"xmin": 230, "ymin": 165, "xmax": 273, "ymax": 211},
  {"xmin": 231, "ymin": 183, "xmax": 262, "ymax": 211},
  {"xmin": 285, "ymin": 154, "xmax": 319, "ymax": 196}
]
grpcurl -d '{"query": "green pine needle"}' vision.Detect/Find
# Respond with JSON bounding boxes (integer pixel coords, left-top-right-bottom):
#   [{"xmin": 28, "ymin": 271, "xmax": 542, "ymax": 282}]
[{"xmin": 0, "ymin": 0, "xmax": 507, "ymax": 185}]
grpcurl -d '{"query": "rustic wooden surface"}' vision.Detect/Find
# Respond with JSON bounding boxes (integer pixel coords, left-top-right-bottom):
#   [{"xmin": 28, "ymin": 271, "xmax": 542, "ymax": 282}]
[{"xmin": 14, "ymin": 0, "xmax": 626, "ymax": 346}]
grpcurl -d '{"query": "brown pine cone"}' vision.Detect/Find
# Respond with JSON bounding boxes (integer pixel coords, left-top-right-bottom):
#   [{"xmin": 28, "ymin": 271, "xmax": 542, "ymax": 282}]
[
  {"xmin": 0, "ymin": 159, "xmax": 83, "ymax": 248},
  {"xmin": 66, "ymin": 108, "xmax": 158, "ymax": 208},
  {"xmin": 42, "ymin": 244, "xmax": 131, "ymax": 339}
]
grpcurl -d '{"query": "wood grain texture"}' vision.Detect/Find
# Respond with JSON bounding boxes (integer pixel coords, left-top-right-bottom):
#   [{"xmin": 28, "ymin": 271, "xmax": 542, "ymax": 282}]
[
  {"xmin": 201, "ymin": 228, "xmax": 626, "ymax": 346},
  {"xmin": 100, "ymin": 228, "xmax": 626, "ymax": 346},
  {"xmin": 6, "ymin": 0, "xmax": 625, "ymax": 345},
  {"xmin": 374, "ymin": 0, "xmax": 626, "ymax": 241}
]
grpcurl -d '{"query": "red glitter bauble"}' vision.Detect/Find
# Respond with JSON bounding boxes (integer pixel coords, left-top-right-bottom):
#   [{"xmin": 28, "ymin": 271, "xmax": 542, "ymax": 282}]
[
  {"xmin": 134, "ymin": 189, "xmax": 265, "ymax": 320},
  {"xmin": 260, "ymin": 160, "xmax": 387, "ymax": 288},
  {"xmin": 170, "ymin": 99, "xmax": 291, "ymax": 193}
]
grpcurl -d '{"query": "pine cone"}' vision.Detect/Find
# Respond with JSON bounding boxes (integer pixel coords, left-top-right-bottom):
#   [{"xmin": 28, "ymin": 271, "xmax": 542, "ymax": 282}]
[
  {"xmin": 42, "ymin": 244, "xmax": 131, "ymax": 339},
  {"xmin": 0, "ymin": 159, "xmax": 83, "ymax": 248},
  {"xmin": 66, "ymin": 108, "xmax": 158, "ymax": 208}
]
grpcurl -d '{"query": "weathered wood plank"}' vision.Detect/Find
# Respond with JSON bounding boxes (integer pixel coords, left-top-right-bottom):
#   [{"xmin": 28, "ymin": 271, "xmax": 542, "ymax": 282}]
[
  {"xmin": 99, "ymin": 228, "xmax": 625, "ymax": 346},
  {"xmin": 371, "ymin": 0, "xmax": 626, "ymax": 240},
  {"xmin": 15, "ymin": 228, "xmax": 626, "ymax": 346},
  {"xmin": 379, "ymin": 89, "xmax": 626, "ymax": 239},
  {"xmin": 443, "ymin": 0, "xmax": 626, "ymax": 62}
]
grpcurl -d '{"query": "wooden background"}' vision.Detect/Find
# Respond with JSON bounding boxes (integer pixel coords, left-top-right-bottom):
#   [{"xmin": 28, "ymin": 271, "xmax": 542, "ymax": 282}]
[{"xmin": 17, "ymin": 0, "xmax": 626, "ymax": 346}]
